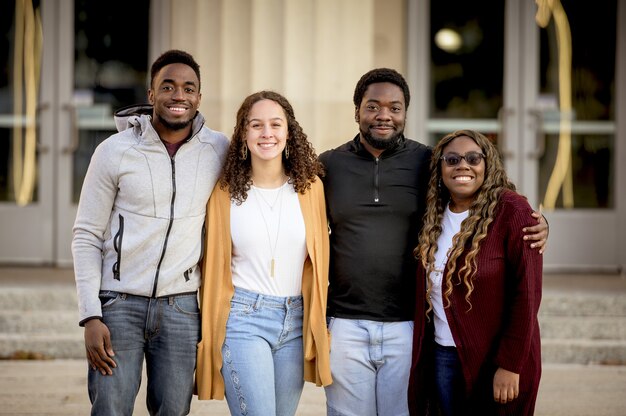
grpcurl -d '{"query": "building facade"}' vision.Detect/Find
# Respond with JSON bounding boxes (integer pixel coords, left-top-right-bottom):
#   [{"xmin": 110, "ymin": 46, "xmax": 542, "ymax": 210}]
[{"xmin": 1, "ymin": 0, "xmax": 624, "ymax": 274}]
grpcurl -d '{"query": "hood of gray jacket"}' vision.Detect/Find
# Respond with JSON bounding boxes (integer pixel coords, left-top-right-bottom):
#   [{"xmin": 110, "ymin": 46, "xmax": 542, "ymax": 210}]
[{"xmin": 114, "ymin": 104, "xmax": 153, "ymax": 132}]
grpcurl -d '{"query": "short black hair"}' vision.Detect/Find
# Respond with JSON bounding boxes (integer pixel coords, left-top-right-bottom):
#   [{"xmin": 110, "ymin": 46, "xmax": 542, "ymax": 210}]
[
  {"xmin": 150, "ymin": 49, "xmax": 201, "ymax": 91},
  {"xmin": 353, "ymin": 68, "xmax": 410, "ymax": 109}
]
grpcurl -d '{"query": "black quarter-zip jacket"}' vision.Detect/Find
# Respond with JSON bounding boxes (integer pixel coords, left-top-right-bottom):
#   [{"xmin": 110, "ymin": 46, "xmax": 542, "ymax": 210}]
[{"xmin": 319, "ymin": 135, "xmax": 432, "ymax": 321}]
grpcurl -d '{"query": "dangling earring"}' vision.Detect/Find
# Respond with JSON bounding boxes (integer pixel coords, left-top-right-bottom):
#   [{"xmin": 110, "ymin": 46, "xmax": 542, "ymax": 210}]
[
  {"xmin": 438, "ymin": 178, "xmax": 442, "ymax": 189},
  {"xmin": 284, "ymin": 144, "xmax": 289, "ymax": 159},
  {"xmin": 241, "ymin": 144, "xmax": 248, "ymax": 160}
]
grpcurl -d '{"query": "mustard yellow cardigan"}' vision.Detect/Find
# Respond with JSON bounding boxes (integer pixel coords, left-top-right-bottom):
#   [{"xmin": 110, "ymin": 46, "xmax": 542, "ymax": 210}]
[{"xmin": 195, "ymin": 177, "xmax": 332, "ymax": 400}]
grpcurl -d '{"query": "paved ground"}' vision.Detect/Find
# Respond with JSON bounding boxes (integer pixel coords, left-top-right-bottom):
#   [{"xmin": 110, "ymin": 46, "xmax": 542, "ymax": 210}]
[
  {"xmin": 0, "ymin": 359, "xmax": 317, "ymax": 415},
  {"xmin": 1, "ymin": 359, "xmax": 626, "ymax": 415},
  {"xmin": 1, "ymin": 268, "xmax": 625, "ymax": 414}
]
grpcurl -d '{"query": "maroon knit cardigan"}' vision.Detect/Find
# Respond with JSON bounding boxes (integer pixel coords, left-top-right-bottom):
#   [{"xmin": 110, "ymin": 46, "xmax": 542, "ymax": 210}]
[{"xmin": 409, "ymin": 189, "xmax": 543, "ymax": 416}]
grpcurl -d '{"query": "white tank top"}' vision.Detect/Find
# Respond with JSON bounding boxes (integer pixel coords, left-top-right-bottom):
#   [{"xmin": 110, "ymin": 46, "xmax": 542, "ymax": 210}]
[
  {"xmin": 430, "ymin": 204, "xmax": 469, "ymax": 346},
  {"xmin": 230, "ymin": 182, "xmax": 307, "ymax": 297}
]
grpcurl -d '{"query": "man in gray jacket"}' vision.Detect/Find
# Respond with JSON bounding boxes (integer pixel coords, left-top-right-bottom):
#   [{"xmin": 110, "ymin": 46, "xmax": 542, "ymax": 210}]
[{"xmin": 72, "ymin": 50, "xmax": 229, "ymax": 415}]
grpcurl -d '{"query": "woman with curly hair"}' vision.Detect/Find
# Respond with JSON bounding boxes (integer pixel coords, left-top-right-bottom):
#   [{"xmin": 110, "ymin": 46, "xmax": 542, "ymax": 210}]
[
  {"xmin": 195, "ymin": 91, "xmax": 332, "ymax": 414},
  {"xmin": 409, "ymin": 130, "xmax": 543, "ymax": 416}
]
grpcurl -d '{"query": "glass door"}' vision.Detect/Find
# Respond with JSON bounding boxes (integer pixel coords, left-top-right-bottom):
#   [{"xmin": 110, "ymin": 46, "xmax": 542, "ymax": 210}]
[
  {"xmin": 0, "ymin": 0, "xmax": 52, "ymax": 263},
  {"xmin": 408, "ymin": 0, "xmax": 624, "ymax": 273},
  {"xmin": 55, "ymin": 0, "xmax": 150, "ymax": 266},
  {"xmin": 527, "ymin": 0, "xmax": 623, "ymax": 272},
  {"xmin": 0, "ymin": 0, "xmax": 151, "ymax": 265}
]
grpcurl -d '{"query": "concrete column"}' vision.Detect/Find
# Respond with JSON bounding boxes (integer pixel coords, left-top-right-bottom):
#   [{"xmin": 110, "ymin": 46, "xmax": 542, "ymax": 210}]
[{"xmin": 169, "ymin": 0, "xmax": 406, "ymax": 151}]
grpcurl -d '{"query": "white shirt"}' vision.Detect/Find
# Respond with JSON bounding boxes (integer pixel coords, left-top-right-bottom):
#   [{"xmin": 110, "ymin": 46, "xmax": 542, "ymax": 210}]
[
  {"xmin": 429, "ymin": 204, "xmax": 469, "ymax": 346},
  {"xmin": 230, "ymin": 182, "xmax": 307, "ymax": 297}
]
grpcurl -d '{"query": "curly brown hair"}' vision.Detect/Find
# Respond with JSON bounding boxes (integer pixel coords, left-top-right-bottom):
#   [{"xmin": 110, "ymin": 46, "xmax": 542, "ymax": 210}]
[
  {"xmin": 415, "ymin": 130, "xmax": 516, "ymax": 313},
  {"xmin": 220, "ymin": 91, "xmax": 324, "ymax": 203}
]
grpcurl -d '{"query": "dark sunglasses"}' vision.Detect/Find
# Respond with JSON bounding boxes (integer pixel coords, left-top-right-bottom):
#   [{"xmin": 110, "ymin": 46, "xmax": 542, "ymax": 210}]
[{"xmin": 440, "ymin": 151, "xmax": 485, "ymax": 167}]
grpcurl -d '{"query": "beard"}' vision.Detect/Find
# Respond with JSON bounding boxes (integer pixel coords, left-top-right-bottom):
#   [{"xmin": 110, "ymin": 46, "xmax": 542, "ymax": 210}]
[{"xmin": 360, "ymin": 128, "xmax": 404, "ymax": 150}]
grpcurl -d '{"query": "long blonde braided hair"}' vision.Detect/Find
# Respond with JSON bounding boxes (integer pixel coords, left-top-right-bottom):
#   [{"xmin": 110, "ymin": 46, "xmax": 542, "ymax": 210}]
[{"xmin": 414, "ymin": 130, "xmax": 516, "ymax": 314}]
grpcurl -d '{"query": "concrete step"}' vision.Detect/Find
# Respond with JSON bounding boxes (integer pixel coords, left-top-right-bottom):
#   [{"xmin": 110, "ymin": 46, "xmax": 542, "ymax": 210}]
[
  {"xmin": 541, "ymin": 339, "xmax": 626, "ymax": 365},
  {"xmin": 0, "ymin": 334, "xmax": 84, "ymax": 359},
  {"xmin": 1, "ymin": 280, "xmax": 626, "ymax": 362},
  {"xmin": 540, "ymin": 293, "xmax": 626, "ymax": 317},
  {"xmin": 0, "ymin": 287, "xmax": 78, "ymax": 311},
  {"xmin": 7, "ymin": 309, "xmax": 622, "ymax": 340},
  {"xmin": 1, "ymin": 286, "xmax": 624, "ymax": 314},
  {"xmin": 4, "ymin": 338, "xmax": 626, "ymax": 364},
  {"xmin": 0, "ymin": 311, "xmax": 81, "ymax": 334},
  {"xmin": 539, "ymin": 315, "xmax": 626, "ymax": 340}
]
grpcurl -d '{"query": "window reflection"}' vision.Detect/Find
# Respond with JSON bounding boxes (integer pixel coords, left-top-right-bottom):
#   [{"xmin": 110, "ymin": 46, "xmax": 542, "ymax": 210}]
[
  {"xmin": 72, "ymin": 0, "xmax": 150, "ymax": 202},
  {"xmin": 538, "ymin": 0, "xmax": 616, "ymax": 209},
  {"xmin": 1, "ymin": 0, "xmax": 42, "ymax": 205},
  {"xmin": 430, "ymin": 1, "xmax": 504, "ymax": 119}
]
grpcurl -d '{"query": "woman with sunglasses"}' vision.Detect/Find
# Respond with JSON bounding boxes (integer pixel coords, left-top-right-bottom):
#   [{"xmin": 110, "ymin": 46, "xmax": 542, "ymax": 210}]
[{"xmin": 409, "ymin": 130, "xmax": 543, "ymax": 415}]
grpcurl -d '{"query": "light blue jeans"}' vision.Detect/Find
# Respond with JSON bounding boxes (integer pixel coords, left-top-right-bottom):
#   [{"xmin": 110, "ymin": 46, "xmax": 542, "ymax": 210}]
[
  {"xmin": 88, "ymin": 291, "xmax": 200, "ymax": 416},
  {"xmin": 325, "ymin": 317, "xmax": 413, "ymax": 416},
  {"xmin": 221, "ymin": 287, "xmax": 304, "ymax": 416}
]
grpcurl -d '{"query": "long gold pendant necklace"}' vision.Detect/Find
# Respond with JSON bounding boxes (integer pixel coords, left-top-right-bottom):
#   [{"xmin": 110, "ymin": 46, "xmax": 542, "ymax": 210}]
[{"xmin": 253, "ymin": 184, "xmax": 285, "ymax": 278}]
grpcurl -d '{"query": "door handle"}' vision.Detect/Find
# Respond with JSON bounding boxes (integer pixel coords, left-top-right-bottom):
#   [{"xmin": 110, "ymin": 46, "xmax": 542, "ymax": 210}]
[
  {"xmin": 528, "ymin": 109, "xmax": 547, "ymax": 159},
  {"xmin": 497, "ymin": 107, "xmax": 515, "ymax": 159},
  {"xmin": 0, "ymin": 103, "xmax": 51, "ymax": 154},
  {"xmin": 36, "ymin": 102, "xmax": 50, "ymax": 154},
  {"xmin": 62, "ymin": 103, "xmax": 79, "ymax": 154}
]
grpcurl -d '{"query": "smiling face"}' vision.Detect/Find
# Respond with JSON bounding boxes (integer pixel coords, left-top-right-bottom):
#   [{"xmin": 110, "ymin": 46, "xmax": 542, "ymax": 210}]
[
  {"xmin": 148, "ymin": 63, "xmax": 201, "ymax": 142},
  {"xmin": 245, "ymin": 99, "xmax": 288, "ymax": 164},
  {"xmin": 356, "ymin": 82, "xmax": 406, "ymax": 156},
  {"xmin": 441, "ymin": 135, "xmax": 485, "ymax": 212}
]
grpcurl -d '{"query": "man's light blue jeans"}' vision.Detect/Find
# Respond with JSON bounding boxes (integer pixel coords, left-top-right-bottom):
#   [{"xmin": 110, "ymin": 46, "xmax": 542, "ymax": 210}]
[
  {"xmin": 325, "ymin": 317, "xmax": 413, "ymax": 416},
  {"xmin": 88, "ymin": 291, "xmax": 200, "ymax": 416},
  {"xmin": 221, "ymin": 286, "xmax": 304, "ymax": 416}
]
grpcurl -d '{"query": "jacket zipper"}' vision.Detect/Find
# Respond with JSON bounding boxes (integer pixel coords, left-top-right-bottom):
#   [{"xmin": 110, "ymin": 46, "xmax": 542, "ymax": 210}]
[
  {"xmin": 374, "ymin": 157, "xmax": 380, "ymax": 202},
  {"xmin": 112, "ymin": 214, "xmax": 124, "ymax": 280},
  {"xmin": 152, "ymin": 155, "xmax": 177, "ymax": 297}
]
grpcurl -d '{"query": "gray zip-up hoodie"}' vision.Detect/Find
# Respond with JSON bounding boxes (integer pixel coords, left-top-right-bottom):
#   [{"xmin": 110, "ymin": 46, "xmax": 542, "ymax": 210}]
[{"xmin": 72, "ymin": 105, "xmax": 229, "ymax": 325}]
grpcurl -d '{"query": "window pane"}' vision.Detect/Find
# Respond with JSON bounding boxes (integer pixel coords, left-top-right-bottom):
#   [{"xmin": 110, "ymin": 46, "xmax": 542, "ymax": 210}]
[
  {"xmin": 0, "ymin": 0, "xmax": 42, "ymax": 204},
  {"xmin": 72, "ymin": 0, "xmax": 150, "ymax": 202},
  {"xmin": 538, "ymin": 0, "xmax": 616, "ymax": 209},
  {"xmin": 430, "ymin": 1, "xmax": 504, "ymax": 119}
]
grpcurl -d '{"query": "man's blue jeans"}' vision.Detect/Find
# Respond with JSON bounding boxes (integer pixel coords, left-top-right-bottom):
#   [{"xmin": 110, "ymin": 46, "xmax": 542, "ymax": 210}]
[
  {"xmin": 221, "ymin": 287, "xmax": 304, "ymax": 416},
  {"xmin": 88, "ymin": 291, "xmax": 200, "ymax": 416},
  {"xmin": 324, "ymin": 317, "xmax": 413, "ymax": 416}
]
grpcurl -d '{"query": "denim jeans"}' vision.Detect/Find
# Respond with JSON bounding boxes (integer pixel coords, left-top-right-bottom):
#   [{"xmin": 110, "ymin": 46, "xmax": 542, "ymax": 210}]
[
  {"xmin": 324, "ymin": 318, "xmax": 413, "ymax": 416},
  {"xmin": 88, "ymin": 291, "xmax": 200, "ymax": 416},
  {"xmin": 221, "ymin": 286, "xmax": 304, "ymax": 416},
  {"xmin": 434, "ymin": 343, "xmax": 465, "ymax": 416}
]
